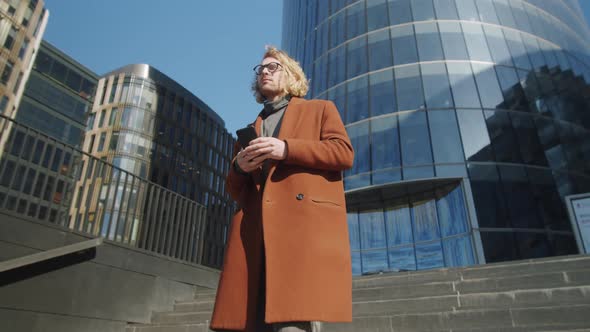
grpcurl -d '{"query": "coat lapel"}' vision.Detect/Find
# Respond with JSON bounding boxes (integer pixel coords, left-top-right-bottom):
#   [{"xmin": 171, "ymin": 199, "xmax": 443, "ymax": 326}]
[{"xmin": 276, "ymin": 97, "xmax": 304, "ymax": 140}]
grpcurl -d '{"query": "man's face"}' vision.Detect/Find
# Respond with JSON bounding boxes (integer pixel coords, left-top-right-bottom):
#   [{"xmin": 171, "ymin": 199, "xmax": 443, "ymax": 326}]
[{"xmin": 257, "ymin": 56, "xmax": 284, "ymax": 100}]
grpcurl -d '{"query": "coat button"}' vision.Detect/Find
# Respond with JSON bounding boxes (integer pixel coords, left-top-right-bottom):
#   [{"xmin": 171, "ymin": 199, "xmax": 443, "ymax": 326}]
[{"xmin": 296, "ymin": 193, "xmax": 304, "ymax": 200}]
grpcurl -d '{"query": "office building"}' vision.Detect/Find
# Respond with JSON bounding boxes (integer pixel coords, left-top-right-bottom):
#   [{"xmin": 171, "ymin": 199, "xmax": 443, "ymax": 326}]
[
  {"xmin": 17, "ymin": 40, "xmax": 97, "ymax": 147},
  {"xmin": 75, "ymin": 64, "xmax": 235, "ymax": 267},
  {"xmin": 0, "ymin": 0, "xmax": 47, "ymax": 118},
  {"xmin": 282, "ymin": 0, "xmax": 590, "ymax": 275}
]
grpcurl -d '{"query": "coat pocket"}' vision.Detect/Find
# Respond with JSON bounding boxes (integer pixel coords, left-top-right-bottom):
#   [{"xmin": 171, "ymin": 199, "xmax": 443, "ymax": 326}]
[{"xmin": 310, "ymin": 197, "xmax": 342, "ymax": 208}]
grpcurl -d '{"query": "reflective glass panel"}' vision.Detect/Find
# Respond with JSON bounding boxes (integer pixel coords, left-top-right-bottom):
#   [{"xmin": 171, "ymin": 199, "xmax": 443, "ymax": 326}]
[
  {"xmin": 436, "ymin": 184, "xmax": 468, "ymax": 236},
  {"xmin": 521, "ymin": 35, "xmax": 546, "ymax": 70},
  {"xmin": 348, "ymin": 212, "xmax": 361, "ymax": 250},
  {"xmin": 498, "ymin": 165, "xmax": 542, "ymax": 229},
  {"xmin": 367, "ymin": 0, "xmax": 390, "ymax": 31},
  {"xmin": 472, "ymin": 62, "xmax": 504, "ymax": 109},
  {"xmin": 462, "ymin": 22, "xmax": 492, "ymax": 61},
  {"xmin": 369, "ymin": 69, "xmax": 396, "ymax": 116},
  {"xmin": 351, "ymin": 251, "xmax": 362, "ymax": 275},
  {"xmin": 388, "ymin": 246, "xmax": 416, "ymax": 271},
  {"xmin": 368, "ymin": 29, "xmax": 393, "ymax": 71},
  {"xmin": 457, "ymin": 109, "xmax": 492, "ymax": 161},
  {"xmin": 330, "ymin": 11, "xmax": 346, "ymax": 49},
  {"xmin": 447, "ymin": 63, "xmax": 481, "ymax": 108},
  {"xmin": 371, "ymin": 115, "xmax": 401, "ymax": 173},
  {"xmin": 399, "ymin": 111, "xmax": 432, "ymax": 166},
  {"xmin": 391, "ymin": 25, "xmax": 418, "ymax": 65},
  {"xmin": 421, "ymin": 63, "xmax": 453, "ymax": 109},
  {"xmin": 412, "ymin": 0, "xmax": 435, "ymax": 21},
  {"xmin": 328, "ymin": 46, "xmax": 346, "ymax": 87},
  {"xmin": 395, "ymin": 65, "xmax": 425, "ymax": 111},
  {"xmin": 360, "ymin": 210, "xmax": 387, "ymax": 249},
  {"xmin": 347, "ymin": 2, "xmax": 366, "ymax": 40},
  {"xmin": 388, "ymin": 0, "xmax": 412, "ymax": 25},
  {"xmin": 416, "ymin": 241, "xmax": 444, "ymax": 269},
  {"xmin": 504, "ymin": 29, "xmax": 532, "ymax": 70},
  {"xmin": 443, "ymin": 236, "xmax": 475, "ymax": 267},
  {"xmin": 347, "ymin": 36, "xmax": 368, "ymax": 79},
  {"xmin": 385, "ymin": 203, "xmax": 413, "ymax": 246},
  {"xmin": 439, "ymin": 22, "xmax": 470, "ymax": 60},
  {"xmin": 362, "ymin": 250, "xmax": 388, "ymax": 274},
  {"xmin": 345, "ymin": 122, "xmax": 370, "ymax": 187},
  {"xmin": 433, "ymin": 0, "xmax": 458, "ymax": 19},
  {"xmin": 468, "ymin": 163, "xmax": 510, "ymax": 228},
  {"xmin": 346, "ymin": 76, "xmax": 369, "ymax": 123},
  {"xmin": 415, "ymin": 22, "xmax": 444, "ymax": 62},
  {"xmin": 484, "ymin": 110, "xmax": 522, "ymax": 163},
  {"xmin": 474, "ymin": 0, "xmax": 499, "ymax": 24},
  {"xmin": 456, "ymin": 0, "xmax": 479, "ymax": 21},
  {"xmin": 493, "ymin": 0, "xmax": 517, "ymax": 29},
  {"xmin": 412, "ymin": 198, "xmax": 440, "ymax": 242},
  {"xmin": 483, "ymin": 25, "xmax": 513, "ymax": 66},
  {"xmin": 428, "ymin": 110, "xmax": 464, "ymax": 163}
]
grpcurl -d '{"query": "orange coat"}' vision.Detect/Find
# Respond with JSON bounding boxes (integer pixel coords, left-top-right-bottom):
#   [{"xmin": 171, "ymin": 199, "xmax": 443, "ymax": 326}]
[{"xmin": 210, "ymin": 97, "xmax": 354, "ymax": 331}]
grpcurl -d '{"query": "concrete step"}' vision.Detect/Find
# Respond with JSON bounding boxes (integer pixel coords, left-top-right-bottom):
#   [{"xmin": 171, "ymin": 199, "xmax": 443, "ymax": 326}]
[
  {"xmin": 193, "ymin": 290, "xmax": 216, "ymax": 300},
  {"xmin": 459, "ymin": 255, "xmax": 590, "ymax": 280},
  {"xmin": 353, "ymin": 294, "xmax": 459, "ymax": 316},
  {"xmin": 353, "ymin": 281, "xmax": 456, "ymax": 301},
  {"xmin": 458, "ymin": 285, "xmax": 590, "ymax": 309},
  {"xmin": 456, "ymin": 268, "xmax": 590, "ymax": 294},
  {"xmin": 174, "ymin": 299, "xmax": 215, "ymax": 313},
  {"xmin": 151, "ymin": 311, "xmax": 211, "ymax": 325},
  {"xmin": 353, "ymin": 255, "xmax": 590, "ymax": 289},
  {"xmin": 353, "ymin": 268, "xmax": 460, "ymax": 289},
  {"xmin": 127, "ymin": 322, "xmax": 212, "ymax": 332},
  {"xmin": 352, "ymin": 285, "xmax": 590, "ymax": 316},
  {"xmin": 326, "ymin": 304, "xmax": 590, "ymax": 332}
]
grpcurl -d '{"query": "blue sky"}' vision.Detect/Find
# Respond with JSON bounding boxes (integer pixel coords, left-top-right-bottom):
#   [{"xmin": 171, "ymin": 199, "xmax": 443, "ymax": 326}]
[
  {"xmin": 43, "ymin": 1, "xmax": 283, "ymax": 134},
  {"xmin": 43, "ymin": 1, "xmax": 590, "ymax": 135}
]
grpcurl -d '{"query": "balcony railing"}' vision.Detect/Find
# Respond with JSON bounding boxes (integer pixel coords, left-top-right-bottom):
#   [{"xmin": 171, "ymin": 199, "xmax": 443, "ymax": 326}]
[{"xmin": 0, "ymin": 114, "xmax": 208, "ymax": 265}]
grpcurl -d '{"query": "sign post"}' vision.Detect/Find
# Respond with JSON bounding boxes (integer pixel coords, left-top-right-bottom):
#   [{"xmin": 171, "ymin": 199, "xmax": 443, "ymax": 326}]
[{"xmin": 565, "ymin": 193, "xmax": 590, "ymax": 254}]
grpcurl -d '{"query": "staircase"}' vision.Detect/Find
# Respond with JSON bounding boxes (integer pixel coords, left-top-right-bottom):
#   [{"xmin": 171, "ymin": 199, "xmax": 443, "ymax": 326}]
[{"xmin": 126, "ymin": 255, "xmax": 590, "ymax": 332}]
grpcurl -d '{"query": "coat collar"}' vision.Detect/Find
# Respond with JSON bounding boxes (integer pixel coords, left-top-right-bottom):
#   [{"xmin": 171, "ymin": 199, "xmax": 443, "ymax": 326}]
[{"xmin": 253, "ymin": 96, "xmax": 305, "ymax": 139}]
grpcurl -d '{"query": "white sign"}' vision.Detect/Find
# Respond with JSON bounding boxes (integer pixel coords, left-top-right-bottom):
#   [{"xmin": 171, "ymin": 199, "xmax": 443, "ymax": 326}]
[{"xmin": 567, "ymin": 194, "xmax": 590, "ymax": 254}]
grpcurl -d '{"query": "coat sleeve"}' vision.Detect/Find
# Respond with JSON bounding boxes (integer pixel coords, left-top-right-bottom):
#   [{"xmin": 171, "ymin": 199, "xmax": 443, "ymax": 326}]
[
  {"xmin": 283, "ymin": 101, "xmax": 354, "ymax": 171},
  {"xmin": 225, "ymin": 142, "xmax": 250, "ymax": 205}
]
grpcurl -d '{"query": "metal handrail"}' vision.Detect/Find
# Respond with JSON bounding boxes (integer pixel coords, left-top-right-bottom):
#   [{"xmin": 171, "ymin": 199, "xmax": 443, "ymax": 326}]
[
  {"xmin": 0, "ymin": 113, "xmax": 211, "ymax": 266},
  {"xmin": 0, "ymin": 237, "xmax": 103, "ymax": 273}
]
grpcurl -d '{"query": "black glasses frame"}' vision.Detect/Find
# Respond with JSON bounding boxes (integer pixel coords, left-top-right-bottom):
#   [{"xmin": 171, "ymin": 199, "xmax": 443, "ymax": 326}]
[{"xmin": 253, "ymin": 62, "xmax": 283, "ymax": 75}]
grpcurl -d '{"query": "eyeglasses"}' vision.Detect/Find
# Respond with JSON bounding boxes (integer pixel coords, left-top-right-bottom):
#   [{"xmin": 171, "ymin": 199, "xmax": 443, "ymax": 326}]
[{"xmin": 253, "ymin": 62, "xmax": 282, "ymax": 75}]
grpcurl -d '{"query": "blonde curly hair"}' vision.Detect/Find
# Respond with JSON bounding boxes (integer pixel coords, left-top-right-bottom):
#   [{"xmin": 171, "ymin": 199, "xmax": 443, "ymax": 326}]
[{"xmin": 252, "ymin": 46, "xmax": 309, "ymax": 103}]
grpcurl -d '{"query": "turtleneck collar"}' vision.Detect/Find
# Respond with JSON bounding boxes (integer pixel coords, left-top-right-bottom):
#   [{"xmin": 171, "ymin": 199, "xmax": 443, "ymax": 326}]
[{"xmin": 261, "ymin": 94, "xmax": 291, "ymax": 119}]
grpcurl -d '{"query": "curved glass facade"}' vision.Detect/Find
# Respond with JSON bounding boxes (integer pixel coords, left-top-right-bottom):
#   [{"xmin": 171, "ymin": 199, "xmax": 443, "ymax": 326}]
[
  {"xmin": 283, "ymin": 0, "xmax": 590, "ymax": 274},
  {"xmin": 79, "ymin": 64, "xmax": 235, "ymax": 267}
]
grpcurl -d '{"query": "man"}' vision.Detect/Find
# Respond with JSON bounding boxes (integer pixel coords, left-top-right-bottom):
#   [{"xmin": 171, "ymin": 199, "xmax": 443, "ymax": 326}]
[{"xmin": 210, "ymin": 46, "xmax": 354, "ymax": 332}]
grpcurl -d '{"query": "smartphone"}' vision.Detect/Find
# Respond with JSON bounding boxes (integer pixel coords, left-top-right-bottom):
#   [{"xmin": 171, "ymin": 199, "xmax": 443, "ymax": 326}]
[{"xmin": 236, "ymin": 126, "xmax": 258, "ymax": 148}]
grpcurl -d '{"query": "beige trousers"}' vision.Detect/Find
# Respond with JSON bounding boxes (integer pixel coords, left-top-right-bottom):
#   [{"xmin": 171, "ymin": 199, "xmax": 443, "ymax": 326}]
[{"xmin": 272, "ymin": 321, "xmax": 322, "ymax": 332}]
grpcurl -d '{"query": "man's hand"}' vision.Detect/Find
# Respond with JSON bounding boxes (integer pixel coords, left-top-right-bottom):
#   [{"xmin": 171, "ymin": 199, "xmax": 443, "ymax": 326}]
[{"xmin": 235, "ymin": 137, "xmax": 287, "ymax": 173}]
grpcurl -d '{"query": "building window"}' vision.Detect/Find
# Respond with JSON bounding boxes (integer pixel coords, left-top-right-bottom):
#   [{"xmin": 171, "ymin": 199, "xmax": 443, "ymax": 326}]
[
  {"xmin": 4, "ymin": 27, "xmax": 17, "ymax": 50},
  {"xmin": 1, "ymin": 61, "xmax": 14, "ymax": 85},
  {"xmin": 109, "ymin": 132, "xmax": 119, "ymax": 151},
  {"xmin": 18, "ymin": 38, "xmax": 29, "ymax": 60},
  {"xmin": 98, "ymin": 109, "xmax": 106, "ymax": 127},
  {"xmin": 109, "ymin": 107, "xmax": 118, "ymax": 125},
  {"xmin": 0, "ymin": 96, "xmax": 9, "ymax": 112},
  {"xmin": 88, "ymin": 134, "xmax": 96, "ymax": 153},
  {"xmin": 97, "ymin": 132, "xmax": 106, "ymax": 152},
  {"xmin": 12, "ymin": 72, "xmax": 22, "ymax": 94},
  {"xmin": 86, "ymin": 113, "xmax": 95, "ymax": 130}
]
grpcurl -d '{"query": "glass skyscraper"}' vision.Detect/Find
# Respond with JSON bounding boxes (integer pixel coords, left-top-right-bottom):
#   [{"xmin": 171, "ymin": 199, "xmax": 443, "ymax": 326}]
[{"xmin": 282, "ymin": 0, "xmax": 590, "ymax": 275}]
